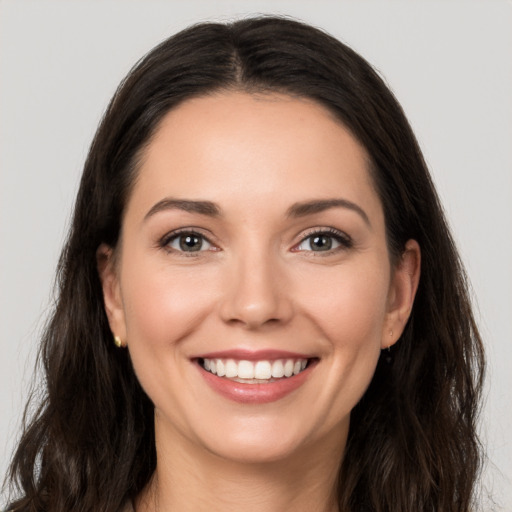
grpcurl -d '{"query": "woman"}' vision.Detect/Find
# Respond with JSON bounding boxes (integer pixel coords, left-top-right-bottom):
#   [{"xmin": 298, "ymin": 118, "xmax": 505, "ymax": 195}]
[{"xmin": 4, "ymin": 16, "xmax": 484, "ymax": 512}]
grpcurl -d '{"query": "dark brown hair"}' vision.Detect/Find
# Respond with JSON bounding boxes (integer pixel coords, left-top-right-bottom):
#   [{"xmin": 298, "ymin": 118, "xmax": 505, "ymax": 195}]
[{"xmin": 4, "ymin": 16, "xmax": 485, "ymax": 512}]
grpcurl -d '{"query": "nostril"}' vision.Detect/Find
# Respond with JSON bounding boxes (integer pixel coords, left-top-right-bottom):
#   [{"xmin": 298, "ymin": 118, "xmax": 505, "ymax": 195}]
[{"xmin": 225, "ymin": 315, "xmax": 283, "ymax": 330}]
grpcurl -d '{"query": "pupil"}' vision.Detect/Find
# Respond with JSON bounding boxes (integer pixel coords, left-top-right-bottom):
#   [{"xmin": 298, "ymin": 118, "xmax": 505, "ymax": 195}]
[
  {"xmin": 312, "ymin": 235, "xmax": 331, "ymax": 251},
  {"xmin": 180, "ymin": 235, "xmax": 202, "ymax": 251}
]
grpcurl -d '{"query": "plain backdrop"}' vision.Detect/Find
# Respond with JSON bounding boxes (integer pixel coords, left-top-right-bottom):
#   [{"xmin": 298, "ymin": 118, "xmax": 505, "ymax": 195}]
[{"xmin": 1, "ymin": 0, "xmax": 511, "ymax": 509}]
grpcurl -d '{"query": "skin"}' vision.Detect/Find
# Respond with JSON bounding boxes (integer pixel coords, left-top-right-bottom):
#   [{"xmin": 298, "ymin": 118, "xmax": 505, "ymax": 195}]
[{"xmin": 98, "ymin": 92, "xmax": 420, "ymax": 512}]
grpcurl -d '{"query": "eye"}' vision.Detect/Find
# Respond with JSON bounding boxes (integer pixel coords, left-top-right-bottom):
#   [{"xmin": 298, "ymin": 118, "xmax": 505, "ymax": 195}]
[
  {"xmin": 164, "ymin": 231, "xmax": 213, "ymax": 253},
  {"xmin": 294, "ymin": 229, "xmax": 352, "ymax": 253}
]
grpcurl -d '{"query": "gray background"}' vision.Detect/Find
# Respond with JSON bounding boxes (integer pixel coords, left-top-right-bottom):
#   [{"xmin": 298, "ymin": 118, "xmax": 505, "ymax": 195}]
[{"xmin": 1, "ymin": 0, "xmax": 511, "ymax": 508}]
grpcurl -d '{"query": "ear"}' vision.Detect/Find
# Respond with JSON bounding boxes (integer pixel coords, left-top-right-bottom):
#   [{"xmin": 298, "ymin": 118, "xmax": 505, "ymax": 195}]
[
  {"xmin": 383, "ymin": 239, "xmax": 421, "ymax": 349},
  {"xmin": 97, "ymin": 243, "xmax": 127, "ymax": 345}
]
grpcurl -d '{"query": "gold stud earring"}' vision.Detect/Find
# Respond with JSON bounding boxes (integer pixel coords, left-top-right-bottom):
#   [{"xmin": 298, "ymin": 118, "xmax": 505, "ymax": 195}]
[{"xmin": 114, "ymin": 335, "xmax": 123, "ymax": 348}]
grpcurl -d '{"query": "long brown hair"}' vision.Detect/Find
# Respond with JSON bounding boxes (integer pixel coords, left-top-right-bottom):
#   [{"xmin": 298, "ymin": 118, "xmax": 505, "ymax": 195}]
[{"xmin": 4, "ymin": 16, "xmax": 485, "ymax": 512}]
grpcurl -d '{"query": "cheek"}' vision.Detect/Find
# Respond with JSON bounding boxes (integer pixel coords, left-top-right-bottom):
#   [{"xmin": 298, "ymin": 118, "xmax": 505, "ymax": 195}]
[
  {"xmin": 297, "ymin": 259, "xmax": 390, "ymax": 348},
  {"xmin": 119, "ymin": 256, "xmax": 222, "ymax": 422},
  {"xmin": 300, "ymin": 259, "xmax": 390, "ymax": 416},
  {"xmin": 120, "ymin": 256, "xmax": 219, "ymax": 351}
]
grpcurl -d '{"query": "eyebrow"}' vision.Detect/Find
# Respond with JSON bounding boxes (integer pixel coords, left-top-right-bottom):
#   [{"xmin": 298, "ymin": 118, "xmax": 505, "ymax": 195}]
[
  {"xmin": 144, "ymin": 198, "xmax": 221, "ymax": 220},
  {"xmin": 144, "ymin": 197, "xmax": 370, "ymax": 227},
  {"xmin": 286, "ymin": 198, "xmax": 371, "ymax": 227}
]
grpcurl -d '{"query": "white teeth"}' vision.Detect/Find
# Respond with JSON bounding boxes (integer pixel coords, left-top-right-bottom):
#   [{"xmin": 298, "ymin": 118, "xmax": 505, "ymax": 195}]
[
  {"xmin": 201, "ymin": 357, "xmax": 310, "ymax": 380},
  {"xmin": 225, "ymin": 359, "xmax": 238, "ymax": 378},
  {"xmin": 254, "ymin": 361, "xmax": 272, "ymax": 379},
  {"xmin": 238, "ymin": 360, "xmax": 255, "ymax": 379},
  {"xmin": 271, "ymin": 360, "xmax": 285, "ymax": 378},
  {"xmin": 284, "ymin": 359, "xmax": 294, "ymax": 377}
]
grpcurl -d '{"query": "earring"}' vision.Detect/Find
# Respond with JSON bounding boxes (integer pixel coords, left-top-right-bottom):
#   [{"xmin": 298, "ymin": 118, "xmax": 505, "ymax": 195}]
[
  {"xmin": 114, "ymin": 335, "xmax": 124, "ymax": 348},
  {"xmin": 384, "ymin": 330, "xmax": 393, "ymax": 364}
]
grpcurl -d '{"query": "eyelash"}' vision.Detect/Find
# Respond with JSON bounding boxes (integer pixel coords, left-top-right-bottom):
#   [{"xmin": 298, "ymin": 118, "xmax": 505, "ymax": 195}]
[
  {"xmin": 159, "ymin": 229, "xmax": 215, "ymax": 256},
  {"xmin": 293, "ymin": 228, "xmax": 353, "ymax": 255},
  {"xmin": 158, "ymin": 227, "xmax": 353, "ymax": 256}
]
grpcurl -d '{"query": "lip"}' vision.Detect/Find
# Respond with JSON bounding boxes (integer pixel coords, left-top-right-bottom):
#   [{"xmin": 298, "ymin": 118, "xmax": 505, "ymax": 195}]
[
  {"xmin": 194, "ymin": 349, "xmax": 314, "ymax": 361},
  {"xmin": 195, "ymin": 357, "xmax": 318, "ymax": 404}
]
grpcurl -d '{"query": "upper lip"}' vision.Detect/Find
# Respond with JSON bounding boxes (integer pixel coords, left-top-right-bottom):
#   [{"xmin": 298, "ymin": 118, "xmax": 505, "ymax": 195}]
[{"xmin": 193, "ymin": 349, "xmax": 315, "ymax": 361}]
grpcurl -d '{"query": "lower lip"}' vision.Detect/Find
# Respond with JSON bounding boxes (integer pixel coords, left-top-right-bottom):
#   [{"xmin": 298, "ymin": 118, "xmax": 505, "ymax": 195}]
[{"xmin": 197, "ymin": 361, "xmax": 317, "ymax": 404}]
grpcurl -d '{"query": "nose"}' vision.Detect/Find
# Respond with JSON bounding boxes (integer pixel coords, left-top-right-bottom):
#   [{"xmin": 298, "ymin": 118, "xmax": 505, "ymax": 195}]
[{"xmin": 219, "ymin": 249, "xmax": 293, "ymax": 330}]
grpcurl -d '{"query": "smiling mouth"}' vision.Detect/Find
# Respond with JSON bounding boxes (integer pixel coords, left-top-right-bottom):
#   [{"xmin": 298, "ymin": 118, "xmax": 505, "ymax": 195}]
[{"xmin": 198, "ymin": 357, "xmax": 313, "ymax": 383}]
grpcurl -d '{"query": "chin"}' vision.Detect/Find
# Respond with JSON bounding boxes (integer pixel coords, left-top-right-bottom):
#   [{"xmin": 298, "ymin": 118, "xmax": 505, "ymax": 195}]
[
  {"xmin": 203, "ymin": 430, "xmax": 309, "ymax": 465},
  {"xmin": 189, "ymin": 410, "xmax": 347, "ymax": 467}
]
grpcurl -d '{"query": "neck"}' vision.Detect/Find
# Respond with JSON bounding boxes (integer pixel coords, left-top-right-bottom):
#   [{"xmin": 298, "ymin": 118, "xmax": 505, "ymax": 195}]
[{"xmin": 135, "ymin": 414, "xmax": 346, "ymax": 512}]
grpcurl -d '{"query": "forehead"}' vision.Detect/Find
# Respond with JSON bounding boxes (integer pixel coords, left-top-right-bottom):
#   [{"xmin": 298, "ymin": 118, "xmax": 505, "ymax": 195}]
[{"xmin": 128, "ymin": 91, "xmax": 382, "ymax": 224}]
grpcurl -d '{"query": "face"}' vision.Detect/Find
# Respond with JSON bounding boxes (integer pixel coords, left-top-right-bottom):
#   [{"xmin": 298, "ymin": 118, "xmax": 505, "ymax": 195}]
[{"xmin": 100, "ymin": 92, "xmax": 419, "ymax": 465}]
